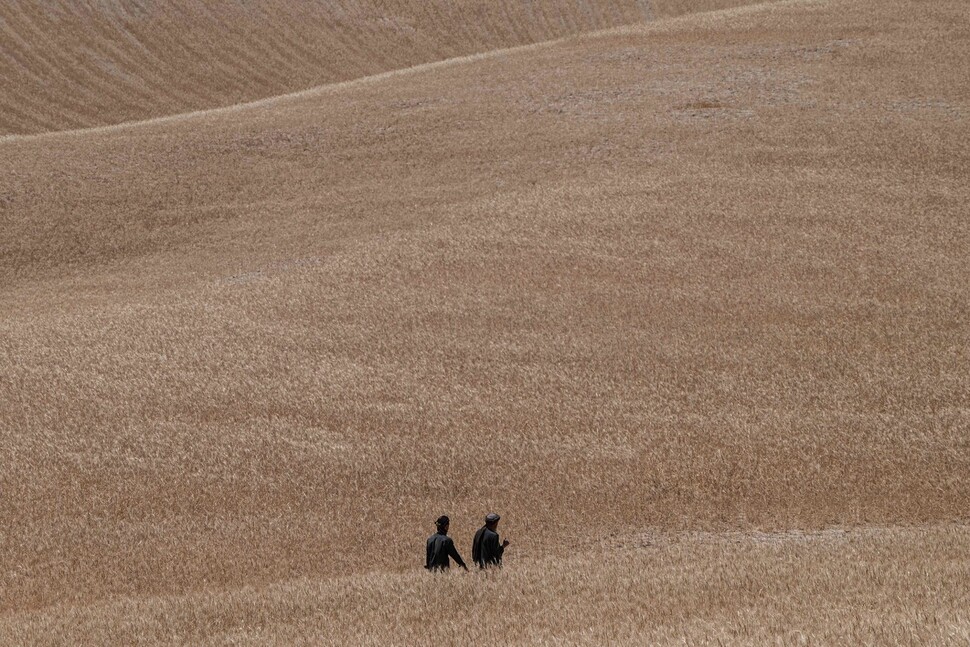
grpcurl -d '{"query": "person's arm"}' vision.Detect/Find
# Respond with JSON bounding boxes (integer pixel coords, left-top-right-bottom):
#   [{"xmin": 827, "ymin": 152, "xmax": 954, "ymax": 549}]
[
  {"xmin": 447, "ymin": 538, "xmax": 469, "ymax": 570},
  {"xmin": 425, "ymin": 539, "xmax": 432, "ymax": 569},
  {"xmin": 472, "ymin": 529, "xmax": 482, "ymax": 566}
]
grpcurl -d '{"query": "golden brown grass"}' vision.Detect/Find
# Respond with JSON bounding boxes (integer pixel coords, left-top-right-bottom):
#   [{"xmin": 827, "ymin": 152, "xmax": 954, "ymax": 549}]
[{"xmin": 1, "ymin": 0, "xmax": 968, "ymax": 643}]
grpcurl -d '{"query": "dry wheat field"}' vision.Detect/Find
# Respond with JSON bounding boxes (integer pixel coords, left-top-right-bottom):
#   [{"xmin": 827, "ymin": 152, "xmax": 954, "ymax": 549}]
[{"xmin": 1, "ymin": 0, "xmax": 968, "ymax": 644}]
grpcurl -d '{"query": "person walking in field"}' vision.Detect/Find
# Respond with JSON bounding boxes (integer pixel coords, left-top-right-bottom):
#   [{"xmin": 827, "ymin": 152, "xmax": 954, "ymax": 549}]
[
  {"xmin": 472, "ymin": 512, "xmax": 509, "ymax": 569},
  {"xmin": 426, "ymin": 515, "xmax": 469, "ymax": 572}
]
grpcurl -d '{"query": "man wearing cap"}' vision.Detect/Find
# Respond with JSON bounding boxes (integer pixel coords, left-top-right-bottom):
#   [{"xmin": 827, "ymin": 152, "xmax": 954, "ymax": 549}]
[
  {"xmin": 472, "ymin": 512, "xmax": 510, "ymax": 569},
  {"xmin": 426, "ymin": 515, "xmax": 469, "ymax": 572}
]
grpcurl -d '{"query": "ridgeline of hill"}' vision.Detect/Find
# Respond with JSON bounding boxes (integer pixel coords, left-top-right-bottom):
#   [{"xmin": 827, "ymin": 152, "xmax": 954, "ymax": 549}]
[{"xmin": 0, "ymin": 0, "xmax": 666, "ymax": 136}]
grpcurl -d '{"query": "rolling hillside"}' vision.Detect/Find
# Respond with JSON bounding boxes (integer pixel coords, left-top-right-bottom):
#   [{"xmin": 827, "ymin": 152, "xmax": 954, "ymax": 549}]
[
  {"xmin": 0, "ymin": 0, "xmax": 669, "ymax": 136},
  {"xmin": 1, "ymin": 0, "xmax": 968, "ymax": 643}
]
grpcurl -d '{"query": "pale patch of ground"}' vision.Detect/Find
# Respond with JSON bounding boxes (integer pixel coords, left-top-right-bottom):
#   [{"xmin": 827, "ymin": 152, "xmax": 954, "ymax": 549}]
[{"xmin": 0, "ymin": 525, "xmax": 966, "ymax": 645}]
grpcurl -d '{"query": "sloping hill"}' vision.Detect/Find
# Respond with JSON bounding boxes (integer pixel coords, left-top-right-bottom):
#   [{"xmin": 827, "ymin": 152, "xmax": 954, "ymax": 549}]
[
  {"xmin": 0, "ymin": 0, "xmax": 664, "ymax": 136},
  {"xmin": 0, "ymin": 0, "xmax": 968, "ymax": 643}
]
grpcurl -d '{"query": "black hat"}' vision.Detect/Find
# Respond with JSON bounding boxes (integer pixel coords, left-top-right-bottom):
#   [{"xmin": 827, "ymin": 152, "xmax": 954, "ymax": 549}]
[
  {"xmin": 435, "ymin": 515, "xmax": 450, "ymax": 527},
  {"xmin": 485, "ymin": 512, "xmax": 501, "ymax": 523}
]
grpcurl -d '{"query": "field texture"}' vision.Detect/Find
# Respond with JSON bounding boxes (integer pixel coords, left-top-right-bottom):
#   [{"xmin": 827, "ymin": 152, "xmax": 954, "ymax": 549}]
[{"xmin": 1, "ymin": 0, "xmax": 968, "ymax": 644}]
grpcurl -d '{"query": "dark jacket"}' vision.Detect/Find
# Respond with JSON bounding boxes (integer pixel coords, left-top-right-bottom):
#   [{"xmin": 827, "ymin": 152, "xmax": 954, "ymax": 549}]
[
  {"xmin": 471, "ymin": 526, "xmax": 505, "ymax": 568},
  {"xmin": 426, "ymin": 532, "xmax": 467, "ymax": 571}
]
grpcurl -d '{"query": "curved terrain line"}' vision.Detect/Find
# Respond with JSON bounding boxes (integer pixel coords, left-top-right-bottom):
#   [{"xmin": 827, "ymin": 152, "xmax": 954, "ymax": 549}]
[
  {"xmin": 0, "ymin": 0, "xmax": 784, "ymax": 145},
  {"xmin": 0, "ymin": 34, "xmax": 573, "ymax": 144},
  {"xmin": 1, "ymin": 0, "xmax": 656, "ymax": 138}
]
